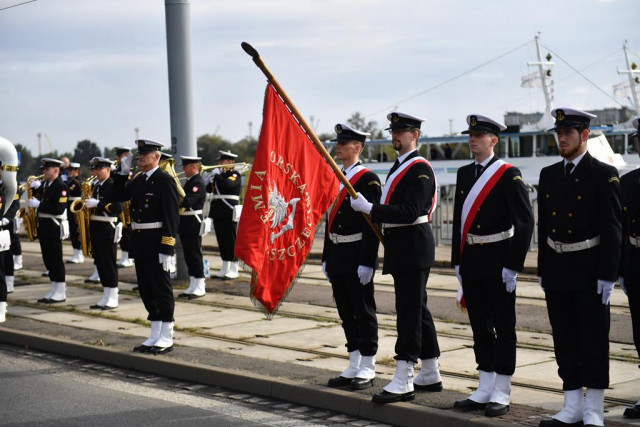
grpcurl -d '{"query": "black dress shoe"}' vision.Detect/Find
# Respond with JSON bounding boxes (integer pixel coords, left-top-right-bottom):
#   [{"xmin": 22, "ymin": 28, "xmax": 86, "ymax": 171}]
[
  {"xmin": 327, "ymin": 376, "xmax": 352, "ymax": 387},
  {"xmin": 84, "ymin": 279, "xmax": 100, "ymax": 284},
  {"xmin": 177, "ymin": 292, "xmax": 191, "ymax": 298},
  {"xmin": 149, "ymin": 345, "xmax": 173, "ymax": 355},
  {"xmin": 538, "ymin": 418, "xmax": 583, "ymax": 426},
  {"xmin": 453, "ymin": 398, "xmax": 487, "ymax": 411},
  {"xmin": 37, "ymin": 298, "xmax": 51, "ymax": 303},
  {"xmin": 414, "ymin": 381, "xmax": 443, "ymax": 392},
  {"xmin": 625, "ymin": 404, "xmax": 640, "ymax": 419},
  {"xmin": 43, "ymin": 299, "xmax": 65, "ymax": 304},
  {"xmin": 187, "ymin": 294, "xmax": 204, "ymax": 300},
  {"xmin": 133, "ymin": 344, "xmax": 152, "ymax": 353},
  {"xmin": 350, "ymin": 377, "xmax": 374, "ymax": 390},
  {"xmin": 41, "ymin": 272, "xmax": 49, "ymax": 277},
  {"xmin": 89, "ymin": 304, "xmax": 105, "ymax": 310},
  {"xmin": 132, "ymin": 286, "xmax": 139, "ymax": 292},
  {"xmin": 372, "ymin": 390, "xmax": 415, "ymax": 404},
  {"xmin": 101, "ymin": 305, "xmax": 117, "ymax": 311},
  {"xmin": 485, "ymin": 402, "xmax": 509, "ymax": 417}
]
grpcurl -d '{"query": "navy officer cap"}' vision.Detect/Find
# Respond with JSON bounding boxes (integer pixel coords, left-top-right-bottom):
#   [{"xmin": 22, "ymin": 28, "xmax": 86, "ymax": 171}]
[
  {"xmin": 331, "ymin": 123, "xmax": 370, "ymax": 143},
  {"xmin": 385, "ymin": 112, "xmax": 426, "ymax": 131},
  {"xmin": 461, "ymin": 114, "xmax": 507, "ymax": 135},
  {"xmin": 180, "ymin": 156, "xmax": 201, "ymax": 166},
  {"xmin": 217, "ymin": 150, "xmax": 238, "ymax": 160},
  {"xmin": 40, "ymin": 158, "xmax": 64, "ymax": 169},
  {"xmin": 159, "ymin": 152, "xmax": 173, "ymax": 161},
  {"xmin": 68, "ymin": 162, "xmax": 81, "ymax": 169},
  {"xmin": 631, "ymin": 116, "xmax": 639, "ymax": 138},
  {"xmin": 548, "ymin": 108, "xmax": 597, "ymax": 132},
  {"xmin": 90, "ymin": 157, "xmax": 113, "ymax": 169},
  {"xmin": 115, "ymin": 146, "xmax": 131, "ymax": 156},
  {"xmin": 135, "ymin": 139, "xmax": 164, "ymax": 154}
]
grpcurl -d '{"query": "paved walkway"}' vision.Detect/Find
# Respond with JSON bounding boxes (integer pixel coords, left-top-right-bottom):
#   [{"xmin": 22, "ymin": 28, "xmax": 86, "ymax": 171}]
[{"xmin": 0, "ymin": 237, "xmax": 637, "ymax": 426}]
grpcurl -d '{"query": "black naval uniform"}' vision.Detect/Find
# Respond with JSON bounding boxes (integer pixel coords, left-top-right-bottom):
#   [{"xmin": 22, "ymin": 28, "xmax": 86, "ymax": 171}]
[
  {"xmin": 451, "ymin": 156, "xmax": 534, "ymax": 375},
  {"xmin": 538, "ymin": 151, "xmax": 622, "ymax": 390},
  {"xmin": 620, "ymin": 167, "xmax": 640, "ymax": 362},
  {"xmin": 90, "ymin": 178, "xmax": 122, "ymax": 289},
  {"xmin": 113, "ymin": 168, "xmax": 179, "ymax": 322},
  {"xmin": 115, "ymin": 164, "xmax": 132, "ymax": 263},
  {"xmin": 36, "ymin": 177, "xmax": 68, "ymax": 283},
  {"xmin": 207, "ymin": 168, "xmax": 242, "ymax": 262},
  {"xmin": 1, "ymin": 186, "xmax": 20, "ymax": 280},
  {"xmin": 66, "ymin": 175, "xmax": 83, "ymax": 254},
  {"xmin": 369, "ymin": 150, "xmax": 440, "ymax": 363},
  {"xmin": 0, "ymin": 191, "xmax": 6, "ymax": 303},
  {"xmin": 323, "ymin": 164, "xmax": 381, "ymax": 357},
  {"xmin": 179, "ymin": 173, "xmax": 206, "ymax": 279}
]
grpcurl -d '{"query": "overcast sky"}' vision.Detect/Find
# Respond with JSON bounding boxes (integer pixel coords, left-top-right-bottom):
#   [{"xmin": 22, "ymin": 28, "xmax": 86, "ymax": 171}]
[{"xmin": 1, "ymin": 0, "xmax": 638, "ymax": 156}]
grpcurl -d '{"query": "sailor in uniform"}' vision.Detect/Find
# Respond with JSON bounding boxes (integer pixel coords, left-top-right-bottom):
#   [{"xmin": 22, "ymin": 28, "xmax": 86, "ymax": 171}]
[
  {"xmin": 114, "ymin": 146, "xmax": 134, "ymax": 268},
  {"xmin": 1, "ymin": 175, "xmax": 21, "ymax": 293},
  {"xmin": 66, "ymin": 162, "xmax": 85, "ymax": 264},
  {"xmin": 351, "ymin": 112, "xmax": 442, "ymax": 404},
  {"xmin": 206, "ymin": 150, "xmax": 241, "ymax": 280},
  {"xmin": 537, "ymin": 108, "xmax": 622, "ymax": 427},
  {"xmin": 451, "ymin": 114, "xmax": 534, "ymax": 417},
  {"xmin": 86, "ymin": 157, "xmax": 122, "ymax": 310},
  {"xmin": 29, "ymin": 158, "xmax": 70, "ymax": 303},
  {"xmin": 177, "ymin": 156, "xmax": 207, "ymax": 299},
  {"xmin": 112, "ymin": 140, "xmax": 179, "ymax": 355},
  {"xmin": 620, "ymin": 116, "xmax": 640, "ymax": 419},
  {"xmin": 323, "ymin": 123, "xmax": 381, "ymax": 390}
]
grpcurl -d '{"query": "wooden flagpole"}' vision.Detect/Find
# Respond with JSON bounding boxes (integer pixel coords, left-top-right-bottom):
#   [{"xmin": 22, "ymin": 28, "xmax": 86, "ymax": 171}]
[{"xmin": 241, "ymin": 42, "xmax": 384, "ymax": 245}]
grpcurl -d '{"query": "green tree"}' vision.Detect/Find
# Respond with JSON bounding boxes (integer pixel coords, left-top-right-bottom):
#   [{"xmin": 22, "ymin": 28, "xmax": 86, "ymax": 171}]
[
  {"xmin": 15, "ymin": 144, "xmax": 36, "ymax": 182},
  {"xmin": 72, "ymin": 140, "xmax": 101, "ymax": 167},
  {"xmin": 197, "ymin": 134, "xmax": 233, "ymax": 165},
  {"xmin": 346, "ymin": 112, "xmax": 384, "ymax": 139}
]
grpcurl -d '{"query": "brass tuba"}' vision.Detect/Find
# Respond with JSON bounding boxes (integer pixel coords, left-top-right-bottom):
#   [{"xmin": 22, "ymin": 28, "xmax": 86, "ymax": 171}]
[
  {"xmin": 17, "ymin": 174, "xmax": 43, "ymax": 241},
  {"xmin": 69, "ymin": 177, "xmax": 96, "ymax": 257},
  {"xmin": 159, "ymin": 157, "xmax": 186, "ymax": 201},
  {"xmin": 0, "ymin": 136, "xmax": 19, "ymax": 215}
]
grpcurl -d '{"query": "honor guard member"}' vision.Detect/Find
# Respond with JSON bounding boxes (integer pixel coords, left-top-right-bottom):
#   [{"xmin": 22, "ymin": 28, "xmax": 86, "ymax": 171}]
[
  {"xmin": 0, "ymin": 160, "xmax": 18, "ymax": 322},
  {"xmin": 66, "ymin": 162, "xmax": 85, "ymax": 264},
  {"xmin": 620, "ymin": 117, "xmax": 640, "ymax": 419},
  {"xmin": 451, "ymin": 114, "xmax": 534, "ymax": 417},
  {"xmin": 538, "ymin": 108, "xmax": 622, "ymax": 427},
  {"xmin": 323, "ymin": 124, "xmax": 381, "ymax": 390},
  {"xmin": 115, "ymin": 146, "xmax": 134, "ymax": 268},
  {"xmin": 0, "ymin": 172, "xmax": 21, "ymax": 293},
  {"xmin": 10, "ymin": 184, "xmax": 24, "ymax": 271},
  {"xmin": 112, "ymin": 139, "xmax": 179, "ymax": 355},
  {"xmin": 86, "ymin": 157, "xmax": 122, "ymax": 310},
  {"xmin": 206, "ymin": 150, "xmax": 241, "ymax": 280},
  {"xmin": 177, "ymin": 156, "xmax": 207, "ymax": 299},
  {"xmin": 351, "ymin": 112, "xmax": 442, "ymax": 404},
  {"xmin": 29, "ymin": 158, "xmax": 70, "ymax": 303}
]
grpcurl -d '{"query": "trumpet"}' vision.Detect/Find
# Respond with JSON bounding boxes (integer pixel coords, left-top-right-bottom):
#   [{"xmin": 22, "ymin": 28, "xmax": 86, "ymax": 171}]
[
  {"xmin": 176, "ymin": 162, "xmax": 252, "ymax": 178},
  {"xmin": 17, "ymin": 174, "xmax": 44, "ymax": 241}
]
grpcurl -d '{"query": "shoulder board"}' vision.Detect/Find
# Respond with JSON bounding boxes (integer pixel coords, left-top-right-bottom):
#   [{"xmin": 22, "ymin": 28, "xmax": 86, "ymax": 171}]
[
  {"xmin": 513, "ymin": 175, "xmax": 522, "ymax": 181},
  {"xmin": 369, "ymin": 181, "xmax": 381, "ymax": 187},
  {"xmin": 608, "ymin": 176, "xmax": 619, "ymax": 184},
  {"xmin": 418, "ymin": 174, "xmax": 430, "ymax": 179}
]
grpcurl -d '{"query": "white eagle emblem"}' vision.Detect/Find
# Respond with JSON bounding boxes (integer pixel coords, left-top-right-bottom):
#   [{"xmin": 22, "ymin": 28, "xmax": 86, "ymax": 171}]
[{"xmin": 268, "ymin": 181, "xmax": 300, "ymax": 243}]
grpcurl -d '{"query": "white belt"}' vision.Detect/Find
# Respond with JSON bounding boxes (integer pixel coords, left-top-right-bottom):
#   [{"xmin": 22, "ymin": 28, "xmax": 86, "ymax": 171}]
[
  {"xmin": 90, "ymin": 215, "xmax": 118, "ymax": 223},
  {"xmin": 547, "ymin": 236, "xmax": 601, "ymax": 254},
  {"xmin": 466, "ymin": 227, "xmax": 515, "ymax": 245},
  {"xmin": 329, "ymin": 232, "xmax": 363, "ymax": 244},
  {"xmin": 383, "ymin": 215, "xmax": 429, "ymax": 229},
  {"xmin": 212, "ymin": 195, "xmax": 240, "ymax": 201},
  {"xmin": 630, "ymin": 235, "xmax": 640, "ymax": 248},
  {"xmin": 131, "ymin": 221, "xmax": 163, "ymax": 230},
  {"xmin": 180, "ymin": 209, "xmax": 203, "ymax": 216},
  {"xmin": 68, "ymin": 197, "xmax": 81, "ymax": 201},
  {"xmin": 38, "ymin": 213, "xmax": 66, "ymax": 220}
]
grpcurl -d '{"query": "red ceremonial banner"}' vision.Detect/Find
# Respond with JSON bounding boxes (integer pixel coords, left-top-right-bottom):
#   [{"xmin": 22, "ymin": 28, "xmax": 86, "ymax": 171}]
[{"xmin": 235, "ymin": 84, "xmax": 339, "ymax": 316}]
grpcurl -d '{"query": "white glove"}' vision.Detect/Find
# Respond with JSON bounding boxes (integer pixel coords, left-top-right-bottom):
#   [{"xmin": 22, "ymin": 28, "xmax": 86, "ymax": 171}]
[
  {"xmin": 357, "ymin": 265, "xmax": 374, "ymax": 285},
  {"xmin": 211, "ymin": 168, "xmax": 222, "ymax": 176},
  {"xmin": 1, "ymin": 218, "xmax": 9, "ymax": 226},
  {"xmin": 119, "ymin": 153, "xmax": 132, "ymax": 175},
  {"xmin": 27, "ymin": 198, "xmax": 40, "ymax": 208},
  {"xmin": 159, "ymin": 253, "xmax": 173, "ymax": 272},
  {"xmin": 84, "ymin": 198, "xmax": 99, "ymax": 208},
  {"xmin": 322, "ymin": 261, "xmax": 330, "ymax": 282},
  {"xmin": 202, "ymin": 171, "xmax": 211, "ymax": 183},
  {"xmin": 502, "ymin": 267, "xmax": 518, "ymax": 293},
  {"xmin": 597, "ymin": 279, "xmax": 615, "ymax": 305},
  {"xmin": 538, "ymin": 276, "xmax": 544, "ymax": 292},
  {"xmin": 619, "ymin": 276, "xmax": 627, "ymax": 296},
  {"xmin": 454, "ymin": 265, "xmax": 462, "ymax": 286},
  {"xmin": 350, "ymin": 192, "xmax": 372, "ymax": 215},
  {"xmin": 30, "ymin": 179, "xmax": 41, "ymax": 189}
]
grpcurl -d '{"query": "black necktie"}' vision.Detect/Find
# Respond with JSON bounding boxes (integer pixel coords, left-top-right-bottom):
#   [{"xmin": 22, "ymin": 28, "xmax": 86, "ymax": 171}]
[
  {"xmin": 389, "ymin": 159, "xmax": 400, "ymax": 175},
  {"xmin": 565, "ymin": 162, "xmax": 574, "ymax": 178},
  {"xmin": 475, "ymin": 164, "xmax": 484, "ymax": 179}
]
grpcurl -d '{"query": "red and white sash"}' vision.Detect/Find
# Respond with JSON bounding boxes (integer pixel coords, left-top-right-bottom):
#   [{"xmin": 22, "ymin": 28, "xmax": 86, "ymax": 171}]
[
  {"xmin": 381, "ymin": 156, "xmax": 438, "ymax": 221},
  {"xmin": 326, "ymin": 165, "xmax": 370, "ymax": 232}
]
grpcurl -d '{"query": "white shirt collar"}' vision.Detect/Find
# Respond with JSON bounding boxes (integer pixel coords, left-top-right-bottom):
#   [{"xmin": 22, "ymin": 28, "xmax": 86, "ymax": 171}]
[
  {"xmin": 145, "ymin": 166, "xmax": 160, "ymax": 178},
  {"xmin": 564, "ymin": 151, "xmax": 586, "ymax": 169},
  {"xmin": 397, "ymin": 149, "xmax": 417, "ymax": 165},
  {"xmin": 475, "ymin": 153, "xmax": 494, "ymax": 168}
]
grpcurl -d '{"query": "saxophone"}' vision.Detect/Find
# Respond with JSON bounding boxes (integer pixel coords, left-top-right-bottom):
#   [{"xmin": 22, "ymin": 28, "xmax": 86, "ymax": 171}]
[
  {"xmin": 69, "ymin": 177, "xmax": 96, "ymax": 257},
  {"xmin": 17, "ymin": 174, "xmax": 43, "ymax": 241}
]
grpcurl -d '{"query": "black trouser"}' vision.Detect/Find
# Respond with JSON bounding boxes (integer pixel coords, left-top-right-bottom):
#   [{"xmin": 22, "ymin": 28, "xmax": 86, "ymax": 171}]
[
  {"xmin": 10, "ymin": 230, "xmax": 21, "ymax": 256},
  {"xmin": 92, "ymin": 238, "xmax": 118, "ymax": 288},
  {"xmin": 135, "ymin": 259, "xmax": 174, "ymax": 322},
  {"xmin": 67, "ymin": 211, "xmax": 82, "ymax": 250},
  {"xmin": 545, "ymin": 289, "xmax": 610, "ymax": 390},
  {"xmin": 627, "ymin": 282, "xmax": 640, "ymax": 361},
  {"xmin": 40, "ymin": 238, "xmax": 65, "ymax": 282},
  {"xmin": 180, "ymin": 233, "xmax": 204, "ymax": 279},
  {"xmin": 213, "ymin": 217, "xmax": 237, "ymax": 261},
  {"xmin": 392, "ymin": 268, "xmax": 440, "ymax": 362},
  {"xmin": 331, "ymin": 272, "xmax": 378, "ymax": 356},
  {"xmin": 0, "ymin": 250, "xmax": 6, "ymax": 302},
  {"xmin": 462, "ymin": 274, "xmax": 517, "ymax": 375},
  {"xmin": 120, "ymin": 227, "xmax": 131, "ymax": 253},
  {"xmin": 3, "ymin": 249, "xmax": 13, "ymax": 276}
]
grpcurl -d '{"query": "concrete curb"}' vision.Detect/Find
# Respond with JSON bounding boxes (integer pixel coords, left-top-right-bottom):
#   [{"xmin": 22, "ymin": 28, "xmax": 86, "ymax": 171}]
[{"xmin": 0, "ymin": 327, "xmax": 512, "ymax": 427}]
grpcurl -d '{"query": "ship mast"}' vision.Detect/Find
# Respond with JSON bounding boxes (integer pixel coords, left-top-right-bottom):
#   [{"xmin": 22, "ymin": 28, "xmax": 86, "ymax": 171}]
[
  {"xmin": 521, "ymin": 33, "xmax": 555, "ymax": 131},
  {"xmin": 617, "ymin": 40, "xmax": 640, "ymax": 115}
]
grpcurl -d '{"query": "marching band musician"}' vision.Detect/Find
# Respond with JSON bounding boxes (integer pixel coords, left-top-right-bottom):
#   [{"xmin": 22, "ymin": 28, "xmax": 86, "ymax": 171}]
[
  {"xmin": 114, "ymin": 146, "xmax": 134, "ymax": 268},
  {"xmin": 66, "ymin": 162, "xmax": 85, "ymax": 264},
  {"xmin": 323, "ymin": 124, "xmax": 381, "ymax": 391},
  {"xmin": 112, "ymin": 139, "xmax": 179, "ymax": 355},
  {"xmin": 30, "ymin": 158, "xmax": 70, "ymax": 304},
  {"xmin": 10, "ymin": 185, "xmax": 24, "ymax": 271},
  {"xmin": 451, "ymin": 114, "xmax": 534, "ymax": 417},
  {"xmin": 86, "ymin": 157, "xmax": 122, "ymax": 310},
  {"xmin": 537, "ymin": 108, "xmax": 622, "ymax": 427},
  {"xmin": 206, "ymin": 150, "xmax": 241, "ymax": 280},
  {"xmin": 350, "ymin": 112, "xmax": 442, "ymax": 404},
  {"xmin": 0, "ymin": 161, "xmax": 16, "ymax": 322},
  {"xmin": 177, "ymin": 156, "xmax": 207, "ymax": 299},
  {"xmin": 620, "ymin": 116, "xmax": 640, "ymax": 419},
  {"xmin": 0, "ymin": 171, "xmax": 21, "ymax": 294}
]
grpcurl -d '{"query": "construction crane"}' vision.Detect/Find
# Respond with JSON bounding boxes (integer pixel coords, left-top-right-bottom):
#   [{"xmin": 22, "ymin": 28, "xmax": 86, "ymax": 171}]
[{"xmin": 36, "ymin": 132, "xmax": 55, "ymax": 156}]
